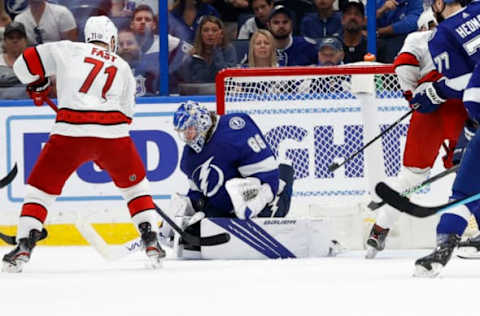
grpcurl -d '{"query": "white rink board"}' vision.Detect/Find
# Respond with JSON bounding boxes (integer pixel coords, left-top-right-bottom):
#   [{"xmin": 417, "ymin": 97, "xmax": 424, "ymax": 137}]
[{"xmin": 0, "ymin": 100, "xmax": 453, "ymax": 244}]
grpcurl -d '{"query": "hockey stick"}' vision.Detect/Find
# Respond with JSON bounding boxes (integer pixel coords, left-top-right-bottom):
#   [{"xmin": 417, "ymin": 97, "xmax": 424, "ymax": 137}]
[
  {"xmin": 75, "ymin": 216, "xmax": 144, "ymax": 261},
  {"xmin": 0, "ymin": 228, "xmax": 48, "ymax": 245},
  {"xmin": 0, "ymin": 163, "xmax": 17, "ymax": 189},
  {"xmin": 328, "ymin": 109, "xmax": 413, "ymax": 172},
  {"xmin": 44, "ymin": 97, "xmax": 58, "ymax": 112},
  {"xmin": 368, "ymin": 164, "xmax": 459, "ymax": 210},
  {"xmin": 375, "ymin": 182, "xmax": 480, "ymax": 218},
  {"xmin": 76, "ymin": 206, "xmax": 230, "ymax": 261},
  {"xmin": 154, "ymin": 204, "xmax": 230, "ymax": 247}
]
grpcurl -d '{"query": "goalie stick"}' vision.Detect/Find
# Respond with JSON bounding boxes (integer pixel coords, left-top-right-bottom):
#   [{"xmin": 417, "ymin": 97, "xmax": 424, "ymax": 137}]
[
  {"xmin": 154, "ymin": 204, "xmax": 230, "ymax": 246},
  {"xmin": 368, "ymin": 165, "xmax": 459, "ymax": 210},
  {"xmin": 375, "ymin": 182, "xmax": 480, "ymax": 218}
]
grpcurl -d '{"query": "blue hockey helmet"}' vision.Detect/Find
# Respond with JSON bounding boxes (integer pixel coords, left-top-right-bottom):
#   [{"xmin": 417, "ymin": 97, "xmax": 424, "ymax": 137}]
[{"xmin": 173, "ymin": 101, "xmax": 213, "ymax": 153}]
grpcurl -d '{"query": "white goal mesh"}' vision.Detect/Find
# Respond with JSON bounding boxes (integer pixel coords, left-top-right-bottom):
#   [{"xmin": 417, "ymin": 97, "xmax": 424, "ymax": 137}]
[{"xmin": 216, "ymin": 64, "xmax": 456, "ymax": 250}]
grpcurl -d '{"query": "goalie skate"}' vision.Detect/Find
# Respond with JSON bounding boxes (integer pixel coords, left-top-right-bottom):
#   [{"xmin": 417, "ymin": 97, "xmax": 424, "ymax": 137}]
[
  {"xmin": 413, "ymin": 234, "xmax": 460, "ymax": 278},
  {"xmin": 457, "ymin": 233, "xmax": 480, "ymax": 259},
  {"xmin": 365, "ymin": 224, "xmax": 389, "ymax": 259},
  {"xmin": 2, "ymin": 229, "xmax": 44, "ymax": 273}
]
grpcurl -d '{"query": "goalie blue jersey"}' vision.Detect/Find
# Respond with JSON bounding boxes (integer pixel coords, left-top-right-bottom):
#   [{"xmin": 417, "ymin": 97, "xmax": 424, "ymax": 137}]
[
  {"xmin": 180, "ymin": 113, "xmax": 279, "ymax": 217},
  {"xmin": 428, "ymin": 2, "xmax": 480, "ymax": 98}
]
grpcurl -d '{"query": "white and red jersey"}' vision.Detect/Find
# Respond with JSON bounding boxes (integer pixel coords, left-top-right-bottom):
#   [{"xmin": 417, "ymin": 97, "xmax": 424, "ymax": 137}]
[
  {"xmin": 13, "ymin": 40, "xmax": 136, "ymax": 138},
  {"xmin": 393, "ymin": 30, "xmax": 440, "ymax": 93}
]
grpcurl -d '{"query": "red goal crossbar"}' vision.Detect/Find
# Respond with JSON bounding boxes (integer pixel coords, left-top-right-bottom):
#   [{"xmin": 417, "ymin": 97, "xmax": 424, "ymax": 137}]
[{"xmin": 215, "ymin": 65, "xmax": 395, "ymax": 114}]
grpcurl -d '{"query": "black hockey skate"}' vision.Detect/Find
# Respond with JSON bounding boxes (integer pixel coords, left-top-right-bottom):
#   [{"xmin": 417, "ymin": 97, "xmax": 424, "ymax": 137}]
[
  {"xmin": 414, "ymin": 234, "xmax": 460, "ymax": 278},
  {"xmin": 2, "ymin": 229, "xmax": 44, "ymax": 273},
  {"xmin": 139, "ymin": 222, "xmax": 166, "ymax": 268},
  {"xmin": 365, "ymin": 224, "xmax": 389, "ymax": 259},
  {"xmin": 457, "ymin": 233, "xmax": 480, "ymax": 259}
]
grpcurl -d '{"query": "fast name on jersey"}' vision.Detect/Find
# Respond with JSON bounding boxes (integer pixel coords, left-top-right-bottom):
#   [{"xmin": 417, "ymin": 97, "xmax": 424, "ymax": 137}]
[
  {"xmin": 455, "ymin": 13, "xmax": 480, "ymax": 38},
  {"xmin": 91, "ymin": 47, "xmax": 117, "ymax": 62}
]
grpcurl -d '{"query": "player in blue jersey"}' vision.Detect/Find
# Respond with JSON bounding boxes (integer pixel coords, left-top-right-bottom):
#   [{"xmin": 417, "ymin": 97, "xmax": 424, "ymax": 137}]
[
  {"xmin": 407, "ymin": 0, "xmax": 480, "ymax": 277},
  {"xmin": 267, "ymin": 5, "xmax": 317, "ymax": 66},
  {"xmin": 158, "ymin": 101, "xmax": 294, "ymax": 251}
]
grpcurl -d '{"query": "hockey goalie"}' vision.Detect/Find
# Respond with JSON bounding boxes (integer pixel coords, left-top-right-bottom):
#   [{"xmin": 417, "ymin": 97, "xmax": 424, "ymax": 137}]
[{"xmin": 154, "ymin": 101, "xmax": 343, "ymax": 259}]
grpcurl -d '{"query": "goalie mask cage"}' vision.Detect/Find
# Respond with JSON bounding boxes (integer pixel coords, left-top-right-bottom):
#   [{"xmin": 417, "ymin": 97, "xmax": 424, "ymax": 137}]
[{"xmin": 216, "ymin": 64, "xmax": 465, "ymax": 250}]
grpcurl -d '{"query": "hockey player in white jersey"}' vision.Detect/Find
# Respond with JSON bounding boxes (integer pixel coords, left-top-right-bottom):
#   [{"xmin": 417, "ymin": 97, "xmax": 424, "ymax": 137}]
[
  {"xmin": 365, "ymin": 8, "xmax": 467, "ymax": 258},
  {"xmin": 2, "ymin": 16, "xmax": 165, "ymax": 272}
]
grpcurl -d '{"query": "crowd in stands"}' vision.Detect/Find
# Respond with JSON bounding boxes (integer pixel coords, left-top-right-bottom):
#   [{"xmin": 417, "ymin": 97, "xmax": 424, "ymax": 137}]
[{"xmin": 0, "ymin": 0, "xmax": 426, "ymax": 98}]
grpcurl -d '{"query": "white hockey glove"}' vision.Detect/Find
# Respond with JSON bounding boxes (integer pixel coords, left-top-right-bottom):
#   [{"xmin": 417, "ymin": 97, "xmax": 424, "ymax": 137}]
[{"xmin": 225, "ymin": 177, "xmax": 274, "ymax": 220}]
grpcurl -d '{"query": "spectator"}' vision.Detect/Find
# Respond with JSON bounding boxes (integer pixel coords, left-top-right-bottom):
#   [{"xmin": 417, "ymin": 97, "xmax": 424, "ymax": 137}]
[
  {"xmin": 169, "ymin": 0, "xmax": 220, "ymax": 44},
  {"xmin": 119, "ymin": 27, "xmax": 192, "ymax": 95},
  {"xmin": 316, "ymin": 36, "xmax": 344, "ymax": 66},
  {"xmin": 376, "ymin": 0, "xmax": 422, "ymax": 62},
  {"xmin": 14, "ymin": 0, "xmax": 77, "ymax": 45},
  {"xmin": 0, "ymin": 21, "xmax": 26, "ymax": 68},
  {"xmin": 237, "ymin": 0, "xmax": 274, "ymax": 39},
  {"xmin": 190, "ymin": 15, "xmax": 237, "ymax": 83},
  {"xmin": 300, "ymin": 0, "xmax": 342, "ymax": 39},
  {"xmin": 118, "ymin": 27, "xmax": 157, "ymax": 96},
  {"xmin": 118, "ymin": 27, "xmax": 142, "ymax": 65},
  {"xmin": 111, "ymin": 0, "xmax": 158, "ymax": 17},
  {"xmin": 130, "ymin": 4, "xmax": 159, "ymax": 54},
  {"xmin": 267, "ymin": 5, "xmax": 317, "ymax": 66},
  {"xmin": 246, "ymin": 29, "xmax": 277, "ymax": 67},
  {"xmin": 341, "ymin": 0, "xmax": 366, "ymax": 63},
  {"xmin": 0, "ymin": 0, "xmax": 12, "ymax": 53},
  {"xmin": 206, "ymin": 0, "xmax": 251, "ymax": 29},
  {"xmin": 275, "ymin": 0, "xmax": 314, "ymax": 34}
]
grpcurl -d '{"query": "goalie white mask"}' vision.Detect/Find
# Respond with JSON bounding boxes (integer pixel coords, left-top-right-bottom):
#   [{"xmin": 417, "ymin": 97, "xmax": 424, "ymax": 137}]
[
  {"xmin": 173, "ymin": 101, "xmax": 213, "ymax": 153},
  {"xmin": 84, "ymin": 15, "xmax": 118, "ymax": 53}
]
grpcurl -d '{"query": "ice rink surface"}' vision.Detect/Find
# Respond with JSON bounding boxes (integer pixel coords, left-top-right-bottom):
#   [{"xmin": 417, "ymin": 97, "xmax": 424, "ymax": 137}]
[{"xmin": 1, "ymin": 246, "xmax": 479, "ymax": 316}]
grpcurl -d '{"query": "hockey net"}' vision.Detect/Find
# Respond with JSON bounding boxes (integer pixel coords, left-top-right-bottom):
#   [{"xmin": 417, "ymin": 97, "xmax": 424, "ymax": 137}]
[{"xmin": 216, "ymin": 64, "xmax": 474, "ymax": 250}]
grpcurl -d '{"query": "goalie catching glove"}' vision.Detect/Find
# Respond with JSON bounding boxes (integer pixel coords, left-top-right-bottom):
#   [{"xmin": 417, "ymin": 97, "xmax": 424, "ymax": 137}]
[
  {"xmin": 27, "ymin": 77, "xmax": 52, "ymax": 106},
  {"xmin": 225, "ymin": 177, "xmax": 274, "ymax": 220}
]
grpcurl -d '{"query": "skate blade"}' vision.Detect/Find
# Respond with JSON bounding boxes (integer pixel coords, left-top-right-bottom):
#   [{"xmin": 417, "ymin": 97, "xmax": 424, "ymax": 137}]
[
  {"xmin": 365, "ymin": 245, "xmax": 379, "ymax": 259},
  {"xmin": 2, "ymin": 261, "xmax": 23, "ymax": 273},
  {"xmin": 413, "ymin": 263, "xmax": 442, "ymax": 278}
]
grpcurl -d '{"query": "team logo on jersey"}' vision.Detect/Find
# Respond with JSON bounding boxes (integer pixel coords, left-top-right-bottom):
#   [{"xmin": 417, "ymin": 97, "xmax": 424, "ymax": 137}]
[
  {"xmin": 229, "ymin": 116, "xmax": 246, "ymax": 130},
  {"xmin": 135, "ymin": 75, "xmax": 146, "ymax": 97},
  {"xmin": 192, "ymin": 156, "xmax": 224, "ymax": 197}
]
